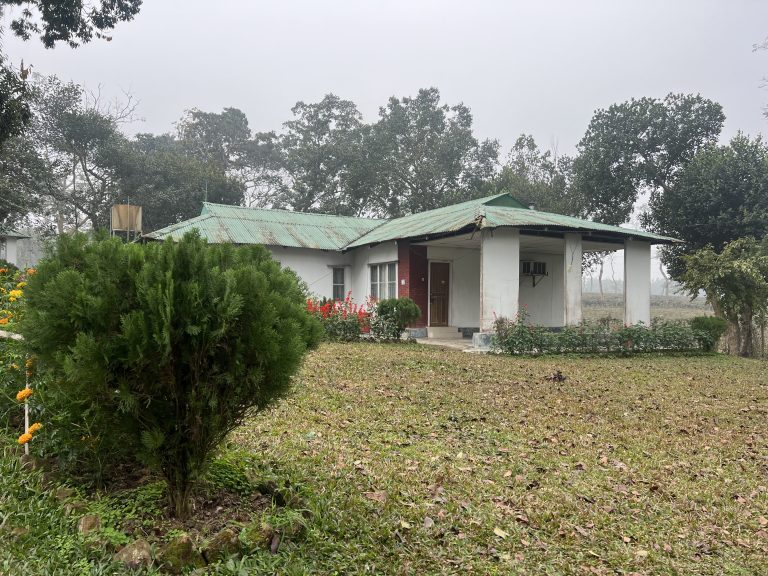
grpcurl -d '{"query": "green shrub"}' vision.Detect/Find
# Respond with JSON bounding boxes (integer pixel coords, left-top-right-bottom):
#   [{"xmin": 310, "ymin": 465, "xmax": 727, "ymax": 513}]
[
  {"xmin": 371, "ymin": 297, "xmax": 421, "ymax": 341},
  {"xmin": 690, "ymin": 316, "xmax": 728, "ymax": 352},
  {"xmin": 21, "ymin": 232, "xmax": 323, "ymax": 517},
  {"xmin": 493, "ymin": 312, "xmax": 709, "ymax": 355}
]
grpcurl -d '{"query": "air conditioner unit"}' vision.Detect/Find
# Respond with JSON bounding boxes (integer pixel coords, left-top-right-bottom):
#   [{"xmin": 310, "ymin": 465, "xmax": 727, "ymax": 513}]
[{"xmin": 520, "ymin": 260, "xmax": 548, "ymax": 286}]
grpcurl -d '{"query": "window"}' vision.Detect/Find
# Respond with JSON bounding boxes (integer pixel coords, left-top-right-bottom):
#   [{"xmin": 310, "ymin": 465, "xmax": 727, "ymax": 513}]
[
  {"xmin": 370, "ymin": 262, "xmax": 397, "ymax": 300},
  {"xmin": 332, "ymin": 267, "xmax": 346, "ymax": 300}
]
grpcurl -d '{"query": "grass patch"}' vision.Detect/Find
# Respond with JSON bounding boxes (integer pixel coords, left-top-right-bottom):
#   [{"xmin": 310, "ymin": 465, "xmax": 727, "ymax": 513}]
[
  {"xmin": 232, "ymin": 343, "xmax": 767, "ymax": 574},
  {"xmin": 2, "ymin": 343, "xmax": 767, "ymax": 574}
]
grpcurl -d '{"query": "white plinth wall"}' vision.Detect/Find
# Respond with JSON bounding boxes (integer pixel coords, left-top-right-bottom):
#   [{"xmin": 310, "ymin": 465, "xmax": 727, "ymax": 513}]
[
  {"xmin": 624, "ymin": 239, "xmax": 651, "ymax": 325},
  {"xmin": 480, "ymin": 228, "xmax": 520, "ymax": 331}
]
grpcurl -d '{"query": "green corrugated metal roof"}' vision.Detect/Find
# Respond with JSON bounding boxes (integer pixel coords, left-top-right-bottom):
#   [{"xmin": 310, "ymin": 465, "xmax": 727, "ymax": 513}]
[
  {"xmin": 480, "ymin": 206, "xmax": 678, "ymax": 243},
  {"xmin": 144, "ymin": 203, "xmax": 384, "ymax": 250},
  {"xmin": 144, "ymin": 194, "xmax": 678, "ymax": 249},
  {"xmin": 346, "ymin": 193, "xmax": 678, "ymax": 246}
]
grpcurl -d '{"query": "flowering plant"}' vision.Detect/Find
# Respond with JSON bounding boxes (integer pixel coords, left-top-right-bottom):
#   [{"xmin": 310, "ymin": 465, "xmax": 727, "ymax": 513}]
[
  {"xmin": 307, "ymin": 291, "xmax": 370, "ymax": 341},
  {"xmin": 0, "ymin": 264, "xmax": 33, "ymax": 331}
]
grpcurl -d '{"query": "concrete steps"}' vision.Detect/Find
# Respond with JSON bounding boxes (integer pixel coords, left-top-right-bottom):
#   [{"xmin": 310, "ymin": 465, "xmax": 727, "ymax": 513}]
[{"xmin": 427, "ymin": 326, "xmax": 464, "ymax": 340}]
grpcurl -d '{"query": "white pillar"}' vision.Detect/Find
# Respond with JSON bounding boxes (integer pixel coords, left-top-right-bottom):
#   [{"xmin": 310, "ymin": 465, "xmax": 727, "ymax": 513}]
[
  {"xmin": 624, "ymin": 239, "xmax": 651, "ymax": 325},
  {"xmin": 563, "ymin": 233, "xmax": 583, "ymax": 326},
  {"xmin": 480, "ymin": 228, "xmax": 520, "ymax": 331}
]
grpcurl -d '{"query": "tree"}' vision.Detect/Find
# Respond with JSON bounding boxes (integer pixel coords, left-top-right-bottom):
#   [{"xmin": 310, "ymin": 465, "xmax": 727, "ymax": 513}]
[
  {"xmin": 646, "ymin": 134, "xmax": 768, "ymax": 277},
  {"xmin": 0, "ymin": 0, "xmax": 144, "ymax": 146},
  {"xmin": 25, "ymin": 76, "xmax": 136, "ymax": 231},
  {"xmin": 119, "ymin": 133, "xmax": 245, "ymax": 232},
  {"xmin": 276, "ymin": 94, "xmax": 371, "ymax": 215},
  {"xmin": 492, "ymin": 135, "xmax": 580, "ymax": 215},
  {"xmin": 680, "ymin": 237, "xmax": 768, "ymax": 357},
  {"xmin": 0, "ymin": 55, "xmax": 31, "ymax": 145},
  {"xmin": 22, "ymin": 232, "xmax": 323, "ymax": 517},
  {"xmin": 177, "ymin": 107, "xmax": 283, "ymax": 209},
  {"xmin": 369, "ymin": 88, "xmax": 499, "ymax": 217},
  {"xmin": 573, "ymin": 94, "xmax": 724, "ymax": 226},
  {"xmin": 4, "ymin": 0, "xmax": 142, "ymax": 47},
  {"xmin": 0, "ymin": 129, "xmax": 54, "ymax": 226}
]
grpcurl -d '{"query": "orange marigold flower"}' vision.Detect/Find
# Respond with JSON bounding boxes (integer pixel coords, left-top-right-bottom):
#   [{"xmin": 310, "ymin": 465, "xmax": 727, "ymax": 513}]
[
  {"xmin": 26, "ymin": 268, "xmax": 36, "ymax": 275},
  {"xmin": 0, "ymin": 318, "xmax": 8, "ymax": 325},
  {"xmin": 15, "ymin": 388, "xmax": 33, "ymax": 402},
  {"xmin": 25, "ymin": 358, "xmax": 33, "ymax": 368},
  {"xmin": 10, "ymin": 363, "xmax": 19, "ymax": 370},
  {"xmin": 28, "ymin": 422, "xmax": 42, "ymax": 433},
  {"xmin": 17, "ymin": 433, "xmax": 33, "ymax": 445}
]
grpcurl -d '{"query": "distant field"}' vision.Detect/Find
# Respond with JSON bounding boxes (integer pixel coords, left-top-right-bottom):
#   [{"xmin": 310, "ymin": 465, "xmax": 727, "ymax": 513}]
[{"xmin": 583, "ymin": 292, "xmax": 711, "ymax": 322}]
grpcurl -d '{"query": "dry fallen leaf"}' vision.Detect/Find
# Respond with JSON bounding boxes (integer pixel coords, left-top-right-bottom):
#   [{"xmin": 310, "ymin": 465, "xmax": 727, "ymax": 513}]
[
  {"xmin": 400, "ymin": 520, "xmax": 412, "ymax": 529},
  {"xmin": 364, "ymin": 491, "xmax": 387, "ymax": 503},
  {"xmin": 494, "ymin": 527, "xmax": 509, "ymax": 539},
  {"xmin": 423, "ymin": 516, "xmax": 435, "ymax": 528}
]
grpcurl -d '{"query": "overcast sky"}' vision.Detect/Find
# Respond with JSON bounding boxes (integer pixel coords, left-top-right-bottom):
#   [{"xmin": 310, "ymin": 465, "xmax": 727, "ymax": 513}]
[{"xmin": 5, "ymin": 0, "xmax": 768, "ymax": 155}]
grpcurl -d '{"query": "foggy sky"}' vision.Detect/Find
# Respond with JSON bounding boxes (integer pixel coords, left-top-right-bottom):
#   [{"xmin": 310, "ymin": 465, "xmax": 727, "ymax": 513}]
[{"xmin": 5, "ymin": 0, "xmax": 768, "ymax": 154}]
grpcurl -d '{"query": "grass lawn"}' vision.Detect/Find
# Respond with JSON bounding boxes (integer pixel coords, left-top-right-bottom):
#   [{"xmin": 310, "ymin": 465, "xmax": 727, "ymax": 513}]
[
  {"xmin": 3, "ymin": 343, "xmax": 767, "ymax": 574},
  {"xmin": 233, "ymin": 343, "xmax": 767, "ymax": 575}
]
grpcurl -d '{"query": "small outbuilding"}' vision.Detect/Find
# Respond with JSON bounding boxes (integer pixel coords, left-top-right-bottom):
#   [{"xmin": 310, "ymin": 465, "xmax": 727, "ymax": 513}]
[
  {"xmin": 145, "ymin": 193, "xmax": 677, "ymax": 342},
  {"xmin": 0, "ymin": 228, "xmax": 29, "ymax": 268}
]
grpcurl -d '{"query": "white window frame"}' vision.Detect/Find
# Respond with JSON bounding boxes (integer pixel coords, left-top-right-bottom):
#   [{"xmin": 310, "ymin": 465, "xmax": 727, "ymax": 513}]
[
  {"xmin": 370, "ymin": 262, "xmax": 397, "ymax": 300},
  {"xmin": 332, "ymin": 267, "xmax": 346, "ymax": 300}
]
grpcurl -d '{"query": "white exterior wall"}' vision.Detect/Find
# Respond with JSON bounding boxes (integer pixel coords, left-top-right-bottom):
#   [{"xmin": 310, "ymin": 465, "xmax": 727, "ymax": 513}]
[
  {"xmin": 624, "ymin": 239, "xmax": 651, "ymax": 325},
  {"xmin": 480, "ymin": 228, "xmax": 520, "ymax": 331},
  {"xmin": 518, "ymin": 252, "xmax": 565, "ymax": 327},
  {"xmin": 427, "ymin": 246, "xmax": 481, "ymax": 327},
  {"xmin": 520, "ymin": 252, "xmax": 565, "ymax": 326},
  {"xmin": 2, "ymin": 238, "xmax": 18, "ymax": 267},
  {"xmin": 267, "ymin": 246, "xmax": 353, "ymax": 300},
  {"xmin": 349, "ymin": 241, "xmax": 399, "ymax": 301}
]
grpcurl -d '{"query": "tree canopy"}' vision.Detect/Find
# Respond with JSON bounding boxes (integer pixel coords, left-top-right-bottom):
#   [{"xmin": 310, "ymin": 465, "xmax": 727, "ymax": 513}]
[
  {"xmin": 573, "ymin": 93, "xmax": 724, "ymax": 225},
  {"xmin": 680, "ymin": 237, "xmax": 768, "ymax": 356},
  {"xmin": 0, "ymin": 0, "xmax": 145, "ymax": 148},
  {"xmin": 647, "ymin": 134, "xmax": 768, "ymax": 277},
  {"xmin": 3, "ymin": 0, "xmax": 142, "ymax": 48},
  {"xmin": 369, "ymin": 88, "xmax": 499, "ymax": 217}
]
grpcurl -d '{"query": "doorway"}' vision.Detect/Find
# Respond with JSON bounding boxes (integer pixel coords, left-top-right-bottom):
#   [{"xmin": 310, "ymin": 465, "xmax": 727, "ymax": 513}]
[{"xmin": 429, "ymin": 262, "xmax": 450, "ymax": 326}]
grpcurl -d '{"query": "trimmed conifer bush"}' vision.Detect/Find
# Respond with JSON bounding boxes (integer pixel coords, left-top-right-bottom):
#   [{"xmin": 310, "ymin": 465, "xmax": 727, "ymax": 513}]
[{"xmin": 21, "ymin": 232, "xmax": 322, "ymax": 517}]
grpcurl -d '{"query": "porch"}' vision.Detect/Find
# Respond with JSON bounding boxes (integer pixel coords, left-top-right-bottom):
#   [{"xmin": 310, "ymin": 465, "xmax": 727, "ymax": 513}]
[{"xmin": 398, "ymin": 227, "xmax": 652, "ymax": 348}]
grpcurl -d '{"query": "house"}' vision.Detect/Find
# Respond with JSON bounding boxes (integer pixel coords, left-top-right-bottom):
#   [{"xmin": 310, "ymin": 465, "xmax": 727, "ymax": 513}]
[
  {"xmin": 144, "ymin": 193, "xmax": 677, "ymax": 343},
  {"xmin": 0, "ymin": 228, "xmax": 29, "ymax": 268}
]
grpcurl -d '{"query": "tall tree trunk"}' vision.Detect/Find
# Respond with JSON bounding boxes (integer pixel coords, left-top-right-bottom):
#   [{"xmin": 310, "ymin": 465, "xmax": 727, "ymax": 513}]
[
  {"xmin": 598, "ymin": 259, "xmax": 604, "ymax": 301},
  {"xmin": 739, "ymin": 307, "xmax": 754, "ymax": 357},
  {"xmin": 659, "ymin": 261, "xmax": 670, "ymax": 296}
]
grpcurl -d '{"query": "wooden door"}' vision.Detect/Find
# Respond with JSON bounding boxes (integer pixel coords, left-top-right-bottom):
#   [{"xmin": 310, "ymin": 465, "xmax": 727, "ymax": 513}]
[{"xmin": 429, "ymin": 262, "xmax": 450, "ymax": 326}]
